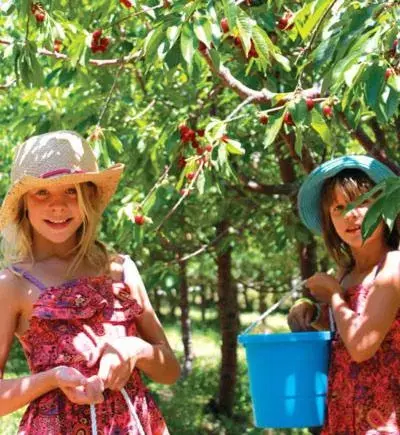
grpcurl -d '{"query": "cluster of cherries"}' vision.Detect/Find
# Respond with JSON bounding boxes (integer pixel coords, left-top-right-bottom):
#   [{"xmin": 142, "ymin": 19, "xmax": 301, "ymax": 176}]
[
  {"xmin": 257, "ymin": 98, "xmax": 333, "ymax": 127},
  {"xmin": 90, "ymin": 29, "xmax": 110, "ymax": 54},
  {"xmin": 220, "ymin": 18, "xmax": 258, "ymax": 60},
  {"xmin": 31, "ymin": 3, "xmax": 46, "ymax": 23}
]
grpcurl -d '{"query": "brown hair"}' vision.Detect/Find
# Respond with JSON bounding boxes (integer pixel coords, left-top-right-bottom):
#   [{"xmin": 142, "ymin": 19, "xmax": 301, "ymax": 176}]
[
  {"xmin": 1, "ymin": 182, "xmax": 109, "ymax": 277},
  {"xmin": 320, "ymin": 168, "xmax": 400, "ymax": 268}
]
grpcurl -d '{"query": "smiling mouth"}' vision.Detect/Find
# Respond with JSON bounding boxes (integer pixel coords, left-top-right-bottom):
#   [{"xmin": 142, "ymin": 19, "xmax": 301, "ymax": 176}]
[
  {"xmin": 346, "ymin": 225, "xmax": 361, "ymax": 233},
  {"xmin": 44, "ymin": 218, "xmax": 73, "ymax": 227}
]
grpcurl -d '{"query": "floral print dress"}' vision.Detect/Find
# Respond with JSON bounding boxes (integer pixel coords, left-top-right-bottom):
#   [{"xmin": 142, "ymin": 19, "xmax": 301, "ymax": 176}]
[
  {"xmin": 12, "ymin": 258, "xmax": 169, "ymax": 435},
  {"xmin": 321, "ymin": 267, "xmax": 400, "ymax": 434}
]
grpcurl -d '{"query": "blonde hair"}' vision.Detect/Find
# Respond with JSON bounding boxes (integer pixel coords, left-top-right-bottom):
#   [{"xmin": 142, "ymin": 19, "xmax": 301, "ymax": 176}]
[
  {"xmin": 1, "ymin": 182, "xmax": 109, "ymax": 277},
  {"xmin": 320, "ymin": 168, "xmax": 400, "ymax": 269}
]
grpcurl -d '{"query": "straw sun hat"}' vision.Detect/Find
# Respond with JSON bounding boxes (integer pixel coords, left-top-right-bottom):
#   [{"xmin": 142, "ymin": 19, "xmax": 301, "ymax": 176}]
[
  {"xmin": 0, "ymin": 130, "xmax": 124, "ymax": 231},
  {"xmin": 298, "ymin": 155, "xmax": 396, "ymax": 235}
]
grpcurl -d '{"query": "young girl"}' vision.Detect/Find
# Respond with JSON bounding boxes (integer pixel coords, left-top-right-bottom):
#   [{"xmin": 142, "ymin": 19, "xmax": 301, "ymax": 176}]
[
  {"xmin": 0, "ymin": 130, "xmax": 181, "ymax": 434},
  {"xmin": 288, "ymin": 155, "xmax": 400, "ymax": 434}
]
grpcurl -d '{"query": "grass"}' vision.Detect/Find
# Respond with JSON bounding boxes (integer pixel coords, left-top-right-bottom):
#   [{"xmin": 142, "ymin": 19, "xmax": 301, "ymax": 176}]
[{"xmin": 1, "ymin": 309, "xmax": 312, "ymax": 434}]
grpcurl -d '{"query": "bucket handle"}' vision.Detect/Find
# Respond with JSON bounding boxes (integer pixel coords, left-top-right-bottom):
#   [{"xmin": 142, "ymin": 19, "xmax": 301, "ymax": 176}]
[{"xmin": 242, "ymin": 269, "xmax": 335, "ymax": 335}]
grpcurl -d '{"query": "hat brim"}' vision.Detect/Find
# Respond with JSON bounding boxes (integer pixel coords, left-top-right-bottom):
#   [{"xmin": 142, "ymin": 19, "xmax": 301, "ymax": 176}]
[
  {"xmin": 298, "ymin": 155, "xmax": 396, "ymax": 235},
  {"xmin": 0, "ymin": 163, "xmax": 124, "ymax": 231}
]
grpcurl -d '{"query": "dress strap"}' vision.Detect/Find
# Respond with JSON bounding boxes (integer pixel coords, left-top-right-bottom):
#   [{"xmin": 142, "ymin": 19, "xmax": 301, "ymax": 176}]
[
  {"xmin": 373, "ymin": 254, "xmax": 387, "ymax": 279},
  {"xmin": 9, "ymin": 265, "xmax": 47, "ymax": 292}
]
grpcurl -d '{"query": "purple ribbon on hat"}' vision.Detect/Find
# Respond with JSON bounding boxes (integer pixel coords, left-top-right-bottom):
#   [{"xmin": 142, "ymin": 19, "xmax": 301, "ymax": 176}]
[{"xmin": 39, "ymin": 168, "xmax": 85, "ymax": 179}]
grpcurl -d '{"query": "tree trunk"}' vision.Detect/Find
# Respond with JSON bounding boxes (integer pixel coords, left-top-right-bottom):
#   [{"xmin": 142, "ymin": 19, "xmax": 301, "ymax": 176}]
[
  {"xmin": 216, "ymin": 219, "xmax": 239, "ymax": 417},
  {"xmin": 179, "ymin": 259, "xmax": 193, "ymax": 378},
  {"xmin": 200, "ymin": 284, "xmax": 207, "ymax": 323},
  {"xmin": 274, "ymin": 140, "xmax": 317, "ymax": 280}
]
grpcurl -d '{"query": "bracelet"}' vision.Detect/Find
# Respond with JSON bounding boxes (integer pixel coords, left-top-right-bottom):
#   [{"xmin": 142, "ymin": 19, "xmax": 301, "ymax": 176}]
[{"xmin": 290, "ymin": 297, "xmax": 321, "ymax": 325}]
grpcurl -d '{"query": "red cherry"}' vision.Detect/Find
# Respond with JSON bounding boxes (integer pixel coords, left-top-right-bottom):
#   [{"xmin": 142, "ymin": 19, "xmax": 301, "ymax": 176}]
[
  {"xmin": 180, "ymin": 129, "xmax": 196, "ymax": 143},
  {"xmin": 120, "ymin": 0, "xmax": 133, "ymax": 7},
  {"xmin": 283, "ymin": 112, "xmax": 294, "ymax": 125},
  {"xmin": 196, "ymin": 147, "xmax": 205, "ymax": 155},
  {"xmin": 259, "ymin": 114, "xmax": 269, "ymax": 125},
  {"xmin": 220, "ymin": 18, "xmax": 229, "ymax": 34},
  {"xmin": 186, "ymin": 172, "xmax": 196, "ymax": 181},
  {"xmin": 134, "ymin": 215, "xmax": 145, "ymax": 225},
  {"xmin": 197, "ymin": 129, "xmax": 205, "ymax": 137},
  {"xmin": 180, "ymin": 188, "xmax": 190, "ymax": 196},
  {"xmin": 277, "ymin": 12, "xmax": 294, "ymax": 31},
  {"xmin": 277, "ymin": 17, "xmax": 288, "ymax": 30},
  {"xmin": 191, "ymin": 139, "xmax": 200, "ymax": 148},
  {"xmin": 54, "ymin": 39, "xmax": 62, "ymax": 53},
  {"xmin": 99, "ymin": 37, "xmax": 110, "ymax": 52},
  {"xmin": 385, "ymin": 68, "xmax": 395, "ymax": 80},
  {"xmin": 92, "ymin": 29, "xmax": 103, "ymax": 41},
  {"xmin": 322, "ymin": 105, "xmax": 333, "ymax": 118},
  {"xmin": 247, "ymin": 40, "xmax": 258, "ymax": 59},
  {"xmin": 35, "ymin": 12, "xmax": 45, "ymax": 22},
  {"xmin": 233, "ymin": 37, "xmax": 242, "ymax": 47},
  {"xmin": 205, "ymin": 144, "xmax": 213, "ymax": 152},
  {"xmin": 198, "ymin": 41, "xmax": 208, "ymax": 53},
  {"xmin": 306, "ymin": 98, "xmax": 315, "ymax": 111},
  {"xmin": 389, "ymin": 39, "xmax": 398, "ymax": 57},
  {"xmin": 178, "ymin": 155, "xmax": 186, "ymax": 169}
]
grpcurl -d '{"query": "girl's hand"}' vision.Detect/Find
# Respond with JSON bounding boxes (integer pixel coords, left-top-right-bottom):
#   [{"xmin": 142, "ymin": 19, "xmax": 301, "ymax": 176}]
[
  {"xmin": 53, "ymin": 366, "xmax": 104, "ymax": 405},
  {"xmin": 306, "ymin": 273, "xmax": 342, "ymax": 304},
  {"xmin": 90, "ymin": 337, "xmax": 147, "ymax": 391},
  {"xmin": 287, "ymin": 301, "xmax": 317, "ymax": 332}
]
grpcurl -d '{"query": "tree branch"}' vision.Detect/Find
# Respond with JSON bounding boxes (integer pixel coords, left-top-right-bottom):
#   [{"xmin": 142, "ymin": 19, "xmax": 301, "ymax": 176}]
[
  {"xmin": 280, "ymin": 132, "xmax": 316, "ymax": 174},
  {"xmin": 369, "ymin": 118, "xmax": 387, "ymax": 149},
  {"xmin": 238, "ymin": 174, "xmax": 298, "ymax": 196},
  {"xmin": 0, "ymin": 39, "xmax": 140, "ymax": 67},
  {"xmin": 338, "ymin": 112, "xmax": 400, "ymax": 175}
]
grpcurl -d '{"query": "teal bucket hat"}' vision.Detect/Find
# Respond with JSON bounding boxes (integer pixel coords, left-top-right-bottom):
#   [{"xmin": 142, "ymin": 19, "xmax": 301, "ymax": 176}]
[{"xmin": 298, "ymin": 155, "xmax": 396, "ymax": 235}]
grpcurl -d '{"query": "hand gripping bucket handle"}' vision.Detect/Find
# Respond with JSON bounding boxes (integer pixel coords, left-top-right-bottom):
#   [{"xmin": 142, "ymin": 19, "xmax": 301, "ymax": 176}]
[
  {"xmin": 242, "ymin": 269, "xmax": 335, "ymax": 336},
  {"xmin": 90, "ymin": 387, "xmax": 145, "ymax": 435}
]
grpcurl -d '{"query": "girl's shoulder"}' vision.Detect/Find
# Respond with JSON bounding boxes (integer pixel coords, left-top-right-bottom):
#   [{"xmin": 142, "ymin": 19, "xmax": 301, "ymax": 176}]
[
  {"xmin": 376, "ymin": 250, "xmax": 400, "ymax": 290},
  {"xmin": 0, "ymin": 266, "xmax": 26, "ymax": 306}
]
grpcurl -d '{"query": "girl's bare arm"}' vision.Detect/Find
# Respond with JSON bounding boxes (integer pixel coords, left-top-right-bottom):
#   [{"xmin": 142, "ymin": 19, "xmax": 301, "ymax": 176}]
[{"xmin": 332, "ymin": 251, "xmax": 400, "ymax": 362}]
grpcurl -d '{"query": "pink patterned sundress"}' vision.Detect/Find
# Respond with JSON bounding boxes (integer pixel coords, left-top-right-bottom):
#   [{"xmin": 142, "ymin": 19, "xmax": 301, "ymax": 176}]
[
  {"xmin": 321, "ymin": 263, "xmax": 400, "ymax": 434},
  {"xmin": 12, "ymin": 259, "xmax": 169, "ymax": 435}
]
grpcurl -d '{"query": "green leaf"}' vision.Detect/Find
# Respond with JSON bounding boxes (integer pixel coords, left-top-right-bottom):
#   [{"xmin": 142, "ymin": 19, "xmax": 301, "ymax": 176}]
[
  {"xmin": 194, "ymin": 17, "xmax": 213, "ymax": 49},
  {"xmin": 106, "ymin": 133, "xmax": 124, "ymax": 153},
  {"xmin": 236, "ymin": 10, "xmax": 253, "ymax": 56},
  {"xmin": 196, "ymin": 170, "xmax": 206, "ymax": 194},
  {"xmin": 297, "ymin": 0, "xmax": 334, "ymax": 40},
  {"xmin": 225, "ymin": 138, "xmax": 245, "ymax": 155},
  {"xmin": 361, "ymin": 195, "xmax": 385, "ymax": 240},
  {"xmin": 311, "ymin": 110, "xmax": 334, "ymax": 145},
  {"xmin": 180, "ymin": 23, "xmax": 196, "ymax": 65},
  {"xmin": 144, "ymin": 26, "xmax": 166, "ymax": 64},
  {"xmin": 294, "ymin": 126, "xmax": 303, "ymax": 156},
  {"xmin": 387, "ymin": 75, "xmax": 400, "ymax": 93},
  {"xmin": 166, "ymin": 25, "xmax": 181, "ymax": 49},
  {"xmin": 264, "ymin": 112, "xmax": 284, "ymax": 148},
  {"xmin": 364, "ymin": 64, "xmax": 385, "ymax": 109},
  {"xmin": 208, "ymin": 48, "xmax": 220, "ymax": 71},
  {"xmin": 291, "ymin": 99, "xmax": 309, "ymax": 126},
  {"xmin": 222, "ymin": 0, "xmax": 237, "ymax": 30}
]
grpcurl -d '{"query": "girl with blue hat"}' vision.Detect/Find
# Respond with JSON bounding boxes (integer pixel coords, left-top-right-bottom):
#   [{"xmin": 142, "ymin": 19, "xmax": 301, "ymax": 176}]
[{"xmin": 288, "ymin": 155, "xmax": 400, "ymax": 433}]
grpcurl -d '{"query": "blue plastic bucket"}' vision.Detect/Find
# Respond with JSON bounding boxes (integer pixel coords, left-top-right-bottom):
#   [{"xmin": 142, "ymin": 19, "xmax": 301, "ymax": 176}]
[{"xmin": 238, "ymin": 331, "xmax": 332, "ymax": 428}]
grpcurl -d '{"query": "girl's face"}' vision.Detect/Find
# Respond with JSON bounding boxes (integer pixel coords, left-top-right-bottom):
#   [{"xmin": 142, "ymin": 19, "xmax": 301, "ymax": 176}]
[
  {"xmin": 25, "ymin": 184, "xmax": 84, "ymax": 245},
  {"xmin": 329, "ymin": 186, "xmax": 383, "ymax": 248}
]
